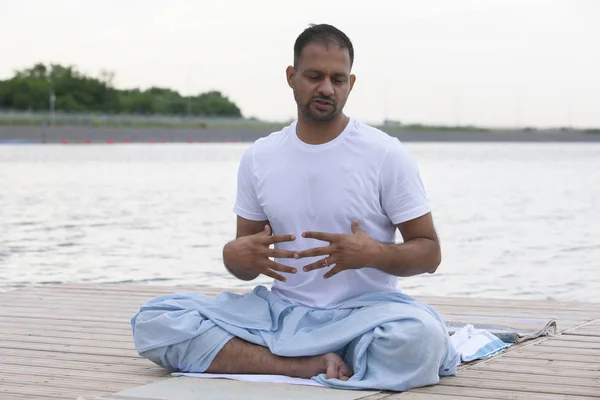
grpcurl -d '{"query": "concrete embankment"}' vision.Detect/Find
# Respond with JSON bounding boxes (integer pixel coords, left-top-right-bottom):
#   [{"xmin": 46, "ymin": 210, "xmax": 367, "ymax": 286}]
[{"xmin": 1, "ymin": 125, "xmax": 599, "ymax": 143}]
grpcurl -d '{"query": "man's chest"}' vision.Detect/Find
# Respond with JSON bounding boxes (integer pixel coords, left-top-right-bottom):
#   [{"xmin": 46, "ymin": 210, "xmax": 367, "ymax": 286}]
[{"xmin": 254, "ymin": 158, "xmax": 382, "ymax": 231}]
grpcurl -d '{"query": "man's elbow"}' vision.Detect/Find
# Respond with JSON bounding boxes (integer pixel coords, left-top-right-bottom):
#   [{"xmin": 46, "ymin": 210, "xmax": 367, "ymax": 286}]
[{"xmin": 427, "ymin": 241, "xmax": 442, "ymax": 274}]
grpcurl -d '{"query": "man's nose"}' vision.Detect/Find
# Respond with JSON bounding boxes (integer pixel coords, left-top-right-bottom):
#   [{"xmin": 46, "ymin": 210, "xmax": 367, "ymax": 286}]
[{"xmin": 318, "ymin": 79, "xmax": 334, "ymax": 97}]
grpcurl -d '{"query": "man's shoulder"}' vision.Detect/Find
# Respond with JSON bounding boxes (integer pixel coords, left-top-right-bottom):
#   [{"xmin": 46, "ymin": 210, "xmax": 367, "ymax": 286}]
[
  {"xmin": 248, "ymin": 121, "xmax": 295, "ymax": 151},
  {"xmin": 349, "ymin": 118, "xmax": 403, "ymax": 150}
]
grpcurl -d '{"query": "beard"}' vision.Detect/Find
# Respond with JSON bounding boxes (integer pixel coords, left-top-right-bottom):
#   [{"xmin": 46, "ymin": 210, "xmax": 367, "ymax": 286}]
[{"xmin": 293, "ymin": 86, "xmax": 341, "ymax": 123}]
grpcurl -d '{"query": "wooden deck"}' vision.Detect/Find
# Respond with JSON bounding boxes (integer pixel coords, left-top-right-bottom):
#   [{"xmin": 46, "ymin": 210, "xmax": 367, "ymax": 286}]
[{"xmin": 0, "ymin": 283, "xmax": 599, "ymax": 399}]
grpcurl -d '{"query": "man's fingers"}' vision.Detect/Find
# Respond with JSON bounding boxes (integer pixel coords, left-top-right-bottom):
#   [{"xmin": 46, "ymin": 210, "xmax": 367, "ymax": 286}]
[
  {"xmin": 294, "ymin": 246, "xmax": 331, "ymax": 259},
  {"xmin": 268, "ymin": 248, "xmax": 300, "ymax": 259},
  {"xmin": 303, "ymin": 257, "xmax": 333, "ymax": 272},
  {"xmin": 266, "ymin": 234, "xmax": 296, "ymax": 244},
  {"xmin": 323, "ymin": 264, "xmax": 346, "ymax": 279},
  {"xmin": 261, "ymin": 261, "xmax": 297, "ymax": 282},
  {"xmin": 301, "ymin": 231, "xmax": 334, "ymax": 242},
  {"xmin": 266, "ymin": 260, "xmax": 297, "ymax": 274},
  {"xmin": 262, "ymin": 268, "xmax": 287, "ymax": 282}
]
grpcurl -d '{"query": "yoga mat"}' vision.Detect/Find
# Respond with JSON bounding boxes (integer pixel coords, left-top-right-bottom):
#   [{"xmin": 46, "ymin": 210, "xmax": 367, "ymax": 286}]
[
  {"xmin": 79, "ymin": 376, "xmax": 380, "ymax": 400},
  {"xmin": 442, "ymin": 314, "xmax": 557, "ymax": 343}
]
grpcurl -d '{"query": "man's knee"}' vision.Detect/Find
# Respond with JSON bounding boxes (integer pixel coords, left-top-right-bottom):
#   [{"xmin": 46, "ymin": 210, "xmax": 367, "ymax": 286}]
[
  {"xmin": 373, "ymin": 311, "xmax": 447, "ymax": 360},
  {"xmin": 339, "ymin": 310, "xmax": 451, "ymax": 391},
  {"xmin": 137, "ymin": 324, "xmax": 234, "ymax": 372},
  {"xmin": 131, "ymin": 303, "xmax": 235, "ymax": 372}
]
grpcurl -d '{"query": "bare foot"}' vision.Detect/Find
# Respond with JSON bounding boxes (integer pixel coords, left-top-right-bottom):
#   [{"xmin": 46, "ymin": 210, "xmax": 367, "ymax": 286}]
[
  {"xmin": 323, "ymin": 353, "xmax": 353, "ymax": 381},
  {"xmin": 296, "ymin": 353, "xmax": 353, "ymax": 381}
]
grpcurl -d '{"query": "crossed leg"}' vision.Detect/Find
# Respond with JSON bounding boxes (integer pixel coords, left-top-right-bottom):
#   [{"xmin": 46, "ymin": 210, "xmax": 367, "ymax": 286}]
[{"xmin": 205, "ymin": 336, "xmax": 352, "ymax": 380}]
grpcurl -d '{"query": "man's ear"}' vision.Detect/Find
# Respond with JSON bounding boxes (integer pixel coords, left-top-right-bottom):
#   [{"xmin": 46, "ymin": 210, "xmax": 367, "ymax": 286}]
[
  {"xmin": 286, "ymin": 65, "xmax": 294, "ymax": 88},
  {"xmin": 349, "ymin": 74, "xmax": 357, "ymax": 92}
]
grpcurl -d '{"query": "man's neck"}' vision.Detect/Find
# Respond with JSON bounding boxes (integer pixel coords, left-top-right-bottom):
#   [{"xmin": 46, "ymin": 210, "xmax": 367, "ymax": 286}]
[{"xmin": 296, "ymin": 114, "xmax": 350, "ymax": 145}]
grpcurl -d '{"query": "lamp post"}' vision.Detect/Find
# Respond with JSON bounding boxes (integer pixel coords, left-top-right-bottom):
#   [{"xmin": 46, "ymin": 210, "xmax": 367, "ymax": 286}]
[{"xmin": 48, "ymin": 73, "xmax": 56, "ymax": 127}]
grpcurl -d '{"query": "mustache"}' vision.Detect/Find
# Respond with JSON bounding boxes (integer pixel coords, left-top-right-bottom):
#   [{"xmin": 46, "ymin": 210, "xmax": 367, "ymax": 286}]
[{"xmin": 310, "ymin": 95, "xmax": 336, "ymax": 105}]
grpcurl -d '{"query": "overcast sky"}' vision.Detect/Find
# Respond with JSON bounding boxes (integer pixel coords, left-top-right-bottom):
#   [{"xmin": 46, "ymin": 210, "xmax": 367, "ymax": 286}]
[{"xmin": 1, "ymin": 0, "xmax": 598, "ymax": 127}]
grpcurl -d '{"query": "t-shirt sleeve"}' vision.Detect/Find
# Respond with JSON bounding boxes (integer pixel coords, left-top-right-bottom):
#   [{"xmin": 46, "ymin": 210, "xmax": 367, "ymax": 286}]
[
  {"xmin": 233, "ymin": 145, "xmax": 268, "ymax": 221},
  {"xmin": 379, "ymin": 139, "xmax": 431, "ymax": 225}
]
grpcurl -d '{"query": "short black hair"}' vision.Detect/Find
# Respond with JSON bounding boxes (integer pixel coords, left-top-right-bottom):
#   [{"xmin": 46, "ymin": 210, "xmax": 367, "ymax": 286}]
[{"xmin": 293, "ymin": 23, "xmax": 354, "ymax": 69}]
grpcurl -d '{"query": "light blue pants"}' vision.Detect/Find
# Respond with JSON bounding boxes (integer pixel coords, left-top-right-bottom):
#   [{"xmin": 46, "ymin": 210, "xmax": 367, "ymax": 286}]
[{"xmin": 131, "ymin": 286, "xmax": 459, "ymax": 391}]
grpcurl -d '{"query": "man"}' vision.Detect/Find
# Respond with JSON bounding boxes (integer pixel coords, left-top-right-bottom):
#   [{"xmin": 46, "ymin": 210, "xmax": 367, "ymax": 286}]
[{"xmin": 131, "ymin": 23, "xmax": 459, "ymax": 392}]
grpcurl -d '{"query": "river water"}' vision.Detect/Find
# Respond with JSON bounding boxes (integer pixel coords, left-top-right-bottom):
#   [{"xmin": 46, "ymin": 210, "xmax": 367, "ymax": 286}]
[{"xmin": 1, "ymin": 143, "xmax": 599, "ymax": 302}]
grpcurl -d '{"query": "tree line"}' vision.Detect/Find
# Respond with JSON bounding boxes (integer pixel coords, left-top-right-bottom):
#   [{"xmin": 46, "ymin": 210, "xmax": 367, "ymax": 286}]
[{"xmin": 0, "ymin": 63, "xmax": 242, "ymax": 117}]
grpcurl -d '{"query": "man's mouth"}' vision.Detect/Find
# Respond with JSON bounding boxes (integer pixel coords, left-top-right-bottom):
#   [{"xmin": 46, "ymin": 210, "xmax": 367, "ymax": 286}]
[{"xmin": 312, "ymin": 99, "xmax": 334, "ymax": 110}]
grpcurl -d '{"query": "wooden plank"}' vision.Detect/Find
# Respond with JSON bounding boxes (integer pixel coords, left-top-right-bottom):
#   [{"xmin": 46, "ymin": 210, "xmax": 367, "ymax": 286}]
[
  {"xmin": 536, "ymin": 340, "xmax": 600, "ymax": 349},
  {"xmin": 520, "ymin": 345, "xmax": 600, "ymax": 356},
  {"xmin": 386, "ymin": 393, "xmax": 491, "ymax": 400},
  {"xmin": 27, "ymin": 286, "xmax": 215, "ymax": 299},
  {"xmin": 567, "ymin": 328, "xmax": 600, "ymax": 336},
  {"xmin": 49, "ymin": 284, "xmax": 599, "ymax": 311},
  {"xmin": 503, "ymin": 351, "xmax": 600, "ymax": 363},
  {"xmin": 356, "ymin": 394, "xmax": 393, "ymax": 400},
  {"xmin": 0, "ymin": 292, "xmax": 159, "ymax": 303},
  {"xmin": 407, "ymin": 385, "xmax": 600, "ymax": 400},
  {"xmin": 0, "ymin": 300, "xmax": 143, "ymax": 314},
  {"xmin": 416, "ymin": 295, "xmax": 600, "ymax": 311},
  {"xmin": 467, "ymin": 362, "xmax": 600, "ymax": 378},
  {"xmin": 0, "ymin": 292, "xmax": 153, "ymax": 304},
  {"xmin": 479, "ymin": 356, "xmax": 600, "ymax": 371},
  {"xmin": 5, "ymin": 291, "xmax": 589, "ymax": 330},
  {"xmin": 565, "ymin": 331, "xmax": 600, "ymax": 337},
  {"xmin": 0, "ymin": 340, "xmax": 140, "ymax": 357},
  {"xmin": 0, "ymin": 306, "xmax": 586, "ymax": 332},
  {"xmin": 572, "ymin": 322, "xmax": 600, "ymax": 330},
  {"xmin": 35, "ymin": 283, "xmax": 225, "ymax": 293},
  {"xmin": 0, "ymin": 354, "xmax": 168, "ymax": 376},
  {"xmin": 2, "ymin": 283, "xmax": 600, "ymax": 400},
  {"xmin": 0, "ymin": 311, "xmax": 124, "ymax": 323},
  {"xmin": 548, "ymin": 335, "xmax": 600, "ymax": 343},
  {"xmin": 0, "ymin": 394, "xmax": 60, "ymax": 400},
  {"xmin": 0, "ymin": 316, "xmax": 129, "ymax": 330},
  {"xmin": 456, "ymin": 369, "xmax": 600, "ymax": 388},
  {"xmin": 34, "ymin": 284, "xmax": 600, "ymax": 313},
  {"xmin": 3, "ymin": 287, "xmax": 596, "ymax": 330},
  {"xmin": 436, "ymin": 375, "xmax": 600, "ymax": 397},
  {"xmin": 0, "ymin": 332, "xmax": 136, "ymax": 350},
  {"xmin": 6, "ymin": 290, "xmax": 598, "ymax": 316},
  {"xmin": 0, "ymin": 326, "xmax": 134, "ymax": 342},
  {"xmin": 0, "ymin": 347, "xmax": 153, "ymax": 367},
  {"xmin": 1, "ymin": 384, "xmax": 110, "ymax": 400},
  {"xmin": 0, "ymin": 371, "xmax": 132, "ymax": 393},
  {"xmin": 437, "ymin": 307, "xmax": 596, "ymax": 319},
  {"xmin": 0, "ymin": 363, "xmax": 162, "ymax": 385}
]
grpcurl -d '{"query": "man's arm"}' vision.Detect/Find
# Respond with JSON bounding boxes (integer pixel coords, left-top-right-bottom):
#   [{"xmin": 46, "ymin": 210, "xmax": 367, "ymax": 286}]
[
  {"xmin": 222, "ymin": 216, "xmax": 270, "ymax": 281},
  {"xmin": 367, "ymin": 212, "xmax": 441, "ymax": 277},
  {"xmin": 371, "ymin": 138, "xmax": 440, "ymax": 278}
]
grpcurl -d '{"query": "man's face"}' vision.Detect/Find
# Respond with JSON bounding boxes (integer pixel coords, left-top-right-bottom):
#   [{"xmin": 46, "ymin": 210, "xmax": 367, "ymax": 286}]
[{"xmin": 287, "ymin": 42, "xmax": 356, "ymax": 123}]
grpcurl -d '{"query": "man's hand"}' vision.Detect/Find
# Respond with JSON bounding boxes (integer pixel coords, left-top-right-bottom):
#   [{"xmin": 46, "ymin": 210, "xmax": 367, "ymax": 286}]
[
  {"xmin": 223, "ymin": 224, "xmax": 298, "ymax": 282},
  {"xmin": 294, "ymin": 220, "xmax": 379, "ymax": 279}
]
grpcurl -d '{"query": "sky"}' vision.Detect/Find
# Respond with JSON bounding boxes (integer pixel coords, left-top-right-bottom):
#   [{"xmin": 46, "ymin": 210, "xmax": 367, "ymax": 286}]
[{"xmin": 1, "ymin": 0, "xmax": 599, "ymax": 128}]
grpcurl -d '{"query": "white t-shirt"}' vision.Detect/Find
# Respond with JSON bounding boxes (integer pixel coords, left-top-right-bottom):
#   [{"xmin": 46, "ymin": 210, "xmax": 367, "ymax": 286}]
[{"xmin": 233, "ymin": 117, "xmax": 431, "ymax": 309}]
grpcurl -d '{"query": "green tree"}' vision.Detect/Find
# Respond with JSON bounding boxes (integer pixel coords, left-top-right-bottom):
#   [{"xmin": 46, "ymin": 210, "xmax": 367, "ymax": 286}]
[{"xmin": 0, "ymin": 63, "xmax": 242, "ymax": 117}]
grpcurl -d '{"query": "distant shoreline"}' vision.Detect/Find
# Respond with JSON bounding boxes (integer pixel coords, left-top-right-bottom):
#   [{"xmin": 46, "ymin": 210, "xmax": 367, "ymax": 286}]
[{"xmin": 1, "ymin": 125, "xmax": 599, "ymax": 143}]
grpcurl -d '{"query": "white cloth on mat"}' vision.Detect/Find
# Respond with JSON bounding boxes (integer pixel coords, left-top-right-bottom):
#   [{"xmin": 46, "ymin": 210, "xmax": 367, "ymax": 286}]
[
  {"xmin": 171, "ymin": 372, "xmax": 326, "ymax": 387},
  {"xmin": 449, "ymin": 324, "xmax": 510, "ymax": 362}
]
